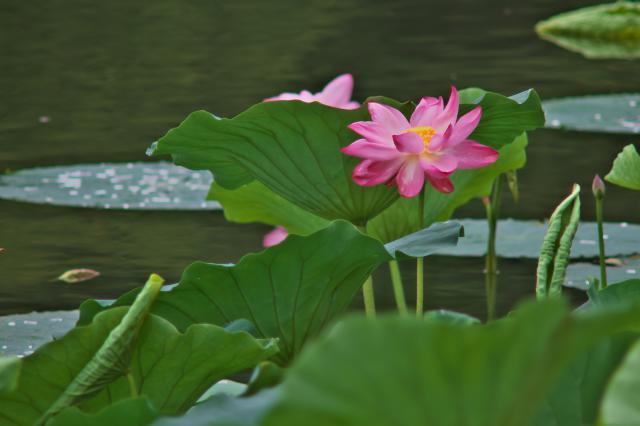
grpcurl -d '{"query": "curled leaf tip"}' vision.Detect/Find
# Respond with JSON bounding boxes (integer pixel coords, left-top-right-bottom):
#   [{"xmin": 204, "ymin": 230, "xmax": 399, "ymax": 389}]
[{"xmin": 145, "ymin": 274, "xmax": 165, "ymax": 294}]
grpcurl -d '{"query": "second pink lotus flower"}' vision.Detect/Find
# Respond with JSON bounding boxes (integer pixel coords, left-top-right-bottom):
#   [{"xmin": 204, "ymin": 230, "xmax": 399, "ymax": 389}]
[{"xmin": 342, "ymin": 87, "xmax": 499, "ymax": 198}]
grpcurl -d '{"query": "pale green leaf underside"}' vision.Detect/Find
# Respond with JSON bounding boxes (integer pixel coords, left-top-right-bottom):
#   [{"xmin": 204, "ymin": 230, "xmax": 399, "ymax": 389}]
[
  {"xmin": 536, "ymin": 2, "xmax": 640, "ymax": 59},
  {"xmin": 606, "ymin": 144, "xmax": 640, "ymax": 191}
]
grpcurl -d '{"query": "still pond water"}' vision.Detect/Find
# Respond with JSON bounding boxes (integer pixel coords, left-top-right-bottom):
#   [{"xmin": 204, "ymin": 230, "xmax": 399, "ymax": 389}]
[{"xmin": 1, "ymin": 0, "xmax": 639, "ymax": 318}]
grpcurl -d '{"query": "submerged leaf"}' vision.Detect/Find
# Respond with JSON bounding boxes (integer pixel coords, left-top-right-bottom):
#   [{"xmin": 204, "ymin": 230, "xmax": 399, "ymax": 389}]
[
  {"xmin": 536, "ymin": 185, "xmax": 581, "ymax": 299},
  {"xmin": 536, "ymin": 2, "xmax": 640, "ymax": 59},
  {"xmin": 543, "ymin": 94, "xmax": 640, "ymax": 134},
  {"xmin": 0, "ymin": 162, "xmax": 218, "ymax": 211},
  {"xmin": 606, "ymin": 144, "xmax": 640, "ymax": 191},
  {"xmin": 57, "ymin": 269, "xmax": 101, "ymax": 284},
  {"xmin": 565, "ymin": 257, "xmax": 640, "ymax": 291}
]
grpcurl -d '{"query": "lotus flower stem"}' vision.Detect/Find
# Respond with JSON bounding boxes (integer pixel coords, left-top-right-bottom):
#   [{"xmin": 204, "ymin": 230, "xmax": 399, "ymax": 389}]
[
  {"xmin": 593, "ymin": 175, "xmax": 607, "ymax": 289},
  {"xmin": 357, "ymin": 224, "xmax": 376, "ymax": 317},
  {"xmin": 362, "ymin": 277, "xmax": 376, "ymax": 317},
  {"xmin": 483, "ymin": 176, "xmax": 503, "ymax": 320},
  {"xmin": 416, "ymin": 189, "xmax": 426, "ymax": 317},
  {"xmin": 388, "ymin": 260, "xmax": 408, "ymax": 315},
  {"xmin": 127, "ymin": 372, "xmax": 138, "ymax": 397}
]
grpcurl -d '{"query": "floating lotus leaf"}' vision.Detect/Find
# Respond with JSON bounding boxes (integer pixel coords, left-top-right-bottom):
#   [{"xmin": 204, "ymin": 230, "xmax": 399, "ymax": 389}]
[{"xmin": 543, "ymin": 94, "xmax": 640, "ymax": 134}]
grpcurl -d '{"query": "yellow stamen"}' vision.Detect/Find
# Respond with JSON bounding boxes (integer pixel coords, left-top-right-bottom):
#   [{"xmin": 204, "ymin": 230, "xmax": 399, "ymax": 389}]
[{"xmin": 407, "ymin": 126, "xmax": 436, "ymax": 150}]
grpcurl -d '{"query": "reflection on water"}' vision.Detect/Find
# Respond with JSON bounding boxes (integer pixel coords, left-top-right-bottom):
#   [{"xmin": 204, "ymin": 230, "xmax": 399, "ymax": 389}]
[{"xmin": 0, "ymin": 0, "xmax": 636, "ymax": 317}]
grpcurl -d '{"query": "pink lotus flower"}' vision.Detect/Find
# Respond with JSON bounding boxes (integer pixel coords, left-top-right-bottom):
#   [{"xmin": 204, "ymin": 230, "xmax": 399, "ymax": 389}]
[
  {"xmin": 341, "ymin": 87, "xmax": 499, "ymax": 198},
  {"xmin": 264, "ymin": 74, "xmax": 359, "ymax": 110},
  {"xmin": 263, "ymin": 226, "xmax": 288, "ymax": 248}
]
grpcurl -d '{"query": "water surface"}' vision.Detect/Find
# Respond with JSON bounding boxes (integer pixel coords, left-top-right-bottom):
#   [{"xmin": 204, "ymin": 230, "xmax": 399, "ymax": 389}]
[{"xmin": 1, "ymin": 0, "xmax": 638, "ymax": 318}]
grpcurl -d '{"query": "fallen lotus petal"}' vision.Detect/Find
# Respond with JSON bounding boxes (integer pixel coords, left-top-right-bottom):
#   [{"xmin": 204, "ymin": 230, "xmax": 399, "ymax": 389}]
[
  {"xmin": 264, "ymin": 73, "xmax": 359, "ymax": 110},
  {"xmin": 57, "ymin": 269, "xmax": 101, "ymax": 283}
]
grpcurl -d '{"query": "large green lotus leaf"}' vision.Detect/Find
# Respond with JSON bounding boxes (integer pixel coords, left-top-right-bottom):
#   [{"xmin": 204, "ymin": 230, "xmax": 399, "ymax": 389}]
[
  {"xmin": 588, "ymin": 279, "xmax": 640, "ymax": 308},
  {"xmin": 543, "ymin": 94, "xmax": 640, "ymax": 134},
  {"xmin": 533, "ymin": 335, "xmax": 637, "ymax": 426},
  {"xmin": 565, "ymin": 257, "xmax": 640, "ymax": 291},
  {"xmin": 0, "ymin": 308, "xmax": 277, "ymax": 425},
  {"xmin": 48, "ymin": 397, "xmax": 159, "ymax": 426},
  {"xmin": 149, "ymin": 102, "xmax": 398, "ymax": 225},
  {"xmin": 458, "ymin": 89, "xmax": 544, "ymax": 150},
  {"xmin": 600, "ymin": 338, "xmax": 640, "ymax": 424},
  {"xmin": 150, "ymin": 90, "xmax": 542, "ymax": 225},
  {"xmin": 0, "ymin": 162, "xmax": 219, "ymax": 210},
  {"xmin": 606, "ymin": 144, "xmax": 640, "ymax": 191},
  {"xmin": 77, "ymin": 221, "xmax": 463, "ymax": 365},
  {"xmin": 534, "ymin": 280, "xmax": 640, "ymax": 426},
  {"xmin": 535, "ymin": 2, "xmax": 640, "ymax": 59},
  {"xmin": 367, "ymin": 134, "xmax": 527, "ymax": 242},
  {"xmin": 78, "ymin": 221, "xmax": 391, "ymax": 364},
  {"xmin": 262, "ymin": 299, "xmax": 640, "ymax": 426},
  {"xmin": 208, "ymin": 181, "xmax": 328, "ymax": 235}
]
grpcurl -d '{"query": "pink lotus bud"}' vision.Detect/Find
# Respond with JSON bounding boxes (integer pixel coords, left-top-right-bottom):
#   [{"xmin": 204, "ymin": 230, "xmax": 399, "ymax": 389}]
[{"xmin": 592, "ymin": 174, "xmax": 606, "ymax": 199}]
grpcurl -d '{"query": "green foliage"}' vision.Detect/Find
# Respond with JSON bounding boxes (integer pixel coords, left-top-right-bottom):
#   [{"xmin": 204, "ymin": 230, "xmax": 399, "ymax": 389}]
[
  {"xmin": 543, "ymin": 94, "xmax": 640, "ymax": 134},
  {"xmin": 153, "ymin": 390, "xmax": 280, "ymax": 426},
  {"xmin": 600, "ymin": 338, "xmax": 640, "ymax": 424},
  {"xmin": 261, "ymin": 299, "xmax": 640, "ymax": 426},
  {"xmin": 0, "ymin": 273, "xmax": 276, "ymax": 425},
  {"xmin": 0, "ymin": 358, "xmax": 20, "ymax": 395},
  {"xmin": 606, "ymin": 144, "xmax": 640, "ymax": 191},
  {"xmin": 78, "ymin": 221, "xmax": 463, "ymax": 365},
  {"xmin": 48, "ymin": 398, "xmax": 159, "ymax": 426},
  {"xmin": 536, "ymin": 185, "xmax": 581, "ymax": 299},
  {"xmin": 153, "ymin": 89, "xmax": 542, "ymax": 231},
  {"xmin": 45, "ymin": 274, "xmax": 163, "ymax": 422},
  {"xmin": 149, "ymin": 102, "xmax": 398, "ymax": 225},
  {"xmin": 536, "ymin": 2, "xmax": 640, "ymax": 59}
]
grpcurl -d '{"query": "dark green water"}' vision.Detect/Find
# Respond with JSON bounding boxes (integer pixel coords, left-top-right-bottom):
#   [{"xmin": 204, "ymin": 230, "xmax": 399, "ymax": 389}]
[{"xmin": 1, "ymin": 0, "xmax": 638, "ymax": 318}]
